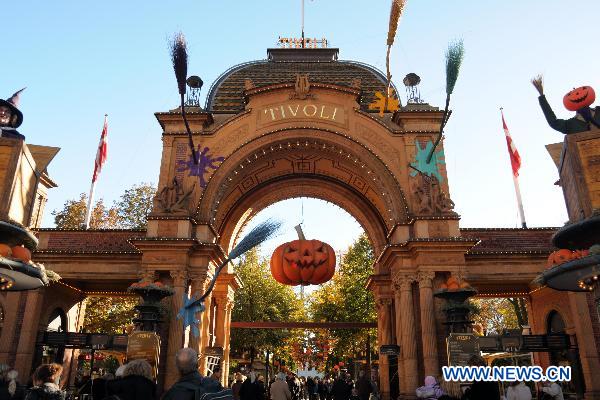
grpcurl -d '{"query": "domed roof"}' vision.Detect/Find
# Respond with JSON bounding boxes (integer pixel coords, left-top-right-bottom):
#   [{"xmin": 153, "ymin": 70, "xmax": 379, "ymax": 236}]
[{"xmin": 206, "ymin": 48, "xmax": 398, "ymax": 114}]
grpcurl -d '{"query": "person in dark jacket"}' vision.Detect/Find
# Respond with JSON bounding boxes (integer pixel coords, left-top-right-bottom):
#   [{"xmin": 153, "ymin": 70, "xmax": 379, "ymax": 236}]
[
  {"xmin": 240, "ymin": 371, "xmax": 262, "ymax": 400},
  {"xmin": 232, "ymin": 373, "xmax": 244, "ymax": 400},
  {"xmin": 106, "ymin": 359, "xmax": 156, "ymax": 400},
  {"xmin": 354, "ymin": 371, "xmax": 372, "ymax": 400},
  {"xmin": 162, "ymin": 348, "xmax": 227, "ymax": 400},
  {"xmin": 24, "ymin": 364, "xmax": 65, "ymax": 400},
  {"xmin": 331, "ymin": 376, "xmax": 351, "ymax": 400},
  {"xmin": 463, "ymin": 356, "xmax": 500, "ymax": 400},
  {"xmin": 0, "ymin": 365, "xmax": 24, "ymax": 400}
]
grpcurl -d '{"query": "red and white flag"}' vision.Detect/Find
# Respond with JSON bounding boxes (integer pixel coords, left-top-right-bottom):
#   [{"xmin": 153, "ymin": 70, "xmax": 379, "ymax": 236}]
[
  {"xmin": 501, "ymin": 109, "xmax": 527, "ymax": 228},
  {"xmin": 501, "ymin": 110, "xmax": 521, "ymax": 177},
  {"xmin": 92, "ymin": 115, "xmax": 108, "ymax": 182}
]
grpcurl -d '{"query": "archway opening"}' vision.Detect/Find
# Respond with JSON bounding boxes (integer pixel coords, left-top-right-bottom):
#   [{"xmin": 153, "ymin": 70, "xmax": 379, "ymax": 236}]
[{"xmin": 229, "ymin": 197, "xmax": 378, "ymax": 382}]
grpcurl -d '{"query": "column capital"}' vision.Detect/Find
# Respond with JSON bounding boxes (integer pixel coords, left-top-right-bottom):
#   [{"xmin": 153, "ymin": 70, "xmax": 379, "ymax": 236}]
[
  {"xmin": 170, "ymin": 269, "xmax": 188, "ymax": 287},
  {"xmin": 417, "ymin": 271, "xmax": 436, "ymax": 287},
  {"xmin": 376, "ymin": 298, "xmax": 392, "ymax": 310},
  {"xmin": 392, "ymin": 272, "xmax": 416, "ymax": 292},
  {"xmin": 188, "ymin": 270, "xmax": 208, "ymax": 282}
]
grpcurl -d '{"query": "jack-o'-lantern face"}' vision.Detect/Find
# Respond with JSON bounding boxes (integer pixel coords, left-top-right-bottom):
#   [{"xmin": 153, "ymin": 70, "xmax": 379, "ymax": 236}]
[
  {"xmin": 563, "ymin": 86, "xmax": 596, "ymax": 111},
  {"xmin": 270, "ymin": 239, "xmax": 336, "ymax": 286}
]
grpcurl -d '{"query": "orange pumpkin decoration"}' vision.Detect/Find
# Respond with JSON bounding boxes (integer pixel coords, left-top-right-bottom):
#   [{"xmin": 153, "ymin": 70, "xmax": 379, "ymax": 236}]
[
  {"xmin": 547, "ymin": 249, "xmax": 575, "ymax": 267},
  {"xmin": 563, "ymin": 86, "xmax": 596, "ymax": 111},
  {"xmin": 0, "ymin": 244, "xmax": 11, "ymax": 258},
  {"xmin": 460, "ymin": 281, "xmax": 471, "ymax": 289},
  {"xmin": 573, "ymin": 249, "xmax": 589, "ymax": 259},
  {"xmin": 11, "ymin": 246, "xmax": 31, "ymax": 263},
  {"xmin": 270, "ymin": 231, "xmax": 336, "ymax": 286}
]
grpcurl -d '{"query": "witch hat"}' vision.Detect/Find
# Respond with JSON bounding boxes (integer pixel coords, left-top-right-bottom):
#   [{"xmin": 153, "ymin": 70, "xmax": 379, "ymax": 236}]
[{"xmin": 0, "ymin": 88, "xmax": 25, "ymax": 128}]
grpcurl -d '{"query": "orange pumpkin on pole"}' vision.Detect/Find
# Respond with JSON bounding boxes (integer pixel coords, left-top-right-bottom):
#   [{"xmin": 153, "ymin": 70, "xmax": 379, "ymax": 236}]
[{"xmin": 270, "ymin": 225, "xmax": 336, "ymax": 286}]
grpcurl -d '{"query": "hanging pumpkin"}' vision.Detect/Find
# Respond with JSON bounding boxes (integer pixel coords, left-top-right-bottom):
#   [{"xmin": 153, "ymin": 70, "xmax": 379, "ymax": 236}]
[
  {"xmin": 546, "ymin": 249, "xmax": 575, "ymax": 267},
  {"xmin": 270, "ymin": 226, "xmax": 336, "ymax": 286},
  {"xmin": 563, "ymin": 86, "xmax": 596, "ymax": 111}
]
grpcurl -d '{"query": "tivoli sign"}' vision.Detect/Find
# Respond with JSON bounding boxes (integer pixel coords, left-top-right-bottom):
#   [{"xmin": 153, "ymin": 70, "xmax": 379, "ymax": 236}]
[{"xmin": 258, "ymin": 102, "xmax": 345, "ymax": 126}]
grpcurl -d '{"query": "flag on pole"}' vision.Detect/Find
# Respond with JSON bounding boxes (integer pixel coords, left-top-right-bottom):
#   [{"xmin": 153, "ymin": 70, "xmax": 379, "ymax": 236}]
[
  {"xmin": 501, "ymin": 110, "xmax": 521, "ymax": 177},
  {"xmin": 84, "ymin": 115, "xmax": 108, "ymax": 229},
  {"xmin": 500, "ymin": 108, "xmax": 527, "ymax": 228},
  {"xmin": 93, "ymin": 115, "xmax": 108, "ymax": 182}
]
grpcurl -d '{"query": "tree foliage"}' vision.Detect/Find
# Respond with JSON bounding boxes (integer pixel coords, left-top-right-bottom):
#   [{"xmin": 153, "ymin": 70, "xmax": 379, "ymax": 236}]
[
  {"xmin": 230, "ymin": 248, "xmax": 304, "ymax": 361},
  {"xmin": 308, "ymin": 233, "xmax": 376, "ymax": 359},
  {"xmin": 82, "ymin": 296, "xmax": 138, "ymax": 334},
  {"xmin": 52, "ymin": 183, "xmax": 156, "ymax": 229},
  {"xmin": 472, "ymin": 297, "xmax": 524, "ymax": 335}
]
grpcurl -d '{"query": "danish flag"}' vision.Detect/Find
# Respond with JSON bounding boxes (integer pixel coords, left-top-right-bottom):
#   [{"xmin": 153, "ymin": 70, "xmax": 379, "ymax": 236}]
[
  {"xmin": 92, "ymin": 115, "xmax": 108, "ymax": 183},
  {"xmin": 501, "ymin": 110, "xmax": 521, "ymax": 177}
]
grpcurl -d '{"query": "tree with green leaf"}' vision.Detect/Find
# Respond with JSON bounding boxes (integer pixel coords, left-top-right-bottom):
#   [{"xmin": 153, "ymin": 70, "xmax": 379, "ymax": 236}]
[
  {"xmin": 230, "ymin": 248, "xmax": 304, "ymax": 365},
  {"xmin": 83, "ymin": 296, "xmax": 138, "ymax": 334},
  {"xmin": 308, "ymin": 233, "xmax": 377, "ymax": 359},
  {"xmin": 472, "ymin": 298, "xmax": 523, "ymax": 334},
  {"xmin": 52, "ymin": 183, "xmax": 156, "ymax": 229}
]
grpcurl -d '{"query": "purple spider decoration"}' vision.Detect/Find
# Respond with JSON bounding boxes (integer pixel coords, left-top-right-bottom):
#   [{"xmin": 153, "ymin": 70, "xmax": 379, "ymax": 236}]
[{"xmin": 177, "ymin": 146, "xmax": 225, "ymax": 188}]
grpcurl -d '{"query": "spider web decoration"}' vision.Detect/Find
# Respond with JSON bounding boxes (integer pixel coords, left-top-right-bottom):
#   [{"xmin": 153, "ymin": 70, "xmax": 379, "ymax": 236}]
[
  {"xmin": 410, "ymin": 140, "xmax": 445, "ymax": 183},
  {"xmin": 176, "ymin": 145, "xmax": 225, "ymax": 188},
  {"xmin": 368, "ymin": 88, "xmax": 400, "ymax": 117}
]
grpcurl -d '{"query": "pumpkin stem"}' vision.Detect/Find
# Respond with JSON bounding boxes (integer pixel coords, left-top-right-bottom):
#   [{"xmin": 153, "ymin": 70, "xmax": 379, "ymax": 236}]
[{"xmin": 294, "ymin": 224, "xmax": 306, "ymax": 240}]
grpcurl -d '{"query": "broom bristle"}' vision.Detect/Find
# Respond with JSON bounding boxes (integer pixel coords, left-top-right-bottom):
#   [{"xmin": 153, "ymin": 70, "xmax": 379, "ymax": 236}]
[
  {"xmin": 387, "ymin": 0, "xmax": 407, "ymax": 46},
  {"xmin": 228, "ymin": 219, "xmax": 282, "ymax": 260},
  {"xmin": 445, "ymin": 39, "xmax": 465, "ymax": 95},
  {"xmin": 170, "ymin": 32, "xmax": 188, "ymax": 96},
  {"xmin": 531, "ymin": 74, "xmax": 544, "ymax": 95}
]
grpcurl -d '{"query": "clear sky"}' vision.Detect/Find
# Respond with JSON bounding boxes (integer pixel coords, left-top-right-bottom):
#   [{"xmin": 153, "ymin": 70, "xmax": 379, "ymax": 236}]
[{"xmin": 4, "ymin": 0, "xmax": 599, "ymax": 255}]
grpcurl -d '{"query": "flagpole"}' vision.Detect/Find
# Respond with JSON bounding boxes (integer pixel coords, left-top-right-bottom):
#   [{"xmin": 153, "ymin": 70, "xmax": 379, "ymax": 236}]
[
  {"xmin": 84, "ymin": 114, "xmax": 108, "ymax": 229},
  {"xmin": 84, "ymin": 180, "xmax": 95, "ymax": 229},
  {"xmin": 501, "ymin": 107, "xmax": 527, "ymax": 229},
  {"xmin": 512, "ymin": 174, "xmax": 527, "ymax": 229}
]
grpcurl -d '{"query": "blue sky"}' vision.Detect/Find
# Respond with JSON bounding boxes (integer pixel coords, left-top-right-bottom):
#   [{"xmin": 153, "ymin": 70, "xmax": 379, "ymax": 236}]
[{"xmin": 4, "ymin": 0, "xmax": 599, "ymax": 255}]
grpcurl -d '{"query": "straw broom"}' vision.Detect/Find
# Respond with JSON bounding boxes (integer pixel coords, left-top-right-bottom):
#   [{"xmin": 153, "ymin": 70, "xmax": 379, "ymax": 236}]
[
  {"xmin": 427, "ymin": 40, "xmax": 465, "ymax": 163},
  {"xmin": 170, "ymin": 32, "xmax": 198, "ymax": 164},
  {"xmin": 385, "ymin": 0, "xmax": 406, "ymax": 109}
]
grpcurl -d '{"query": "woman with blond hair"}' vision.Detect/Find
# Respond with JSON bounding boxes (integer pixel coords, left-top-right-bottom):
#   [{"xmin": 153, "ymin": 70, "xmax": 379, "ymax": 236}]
[
  {"xmin": 105, "ymin": 359, "xmax": 156, "ymax": 400},
  {"xmin": 24, "ymin": 364, "xmax": 64, "ymax": 400},
  {"xmin": 438, "ymin": 379, "xmax": 462, "ymax": 400}
]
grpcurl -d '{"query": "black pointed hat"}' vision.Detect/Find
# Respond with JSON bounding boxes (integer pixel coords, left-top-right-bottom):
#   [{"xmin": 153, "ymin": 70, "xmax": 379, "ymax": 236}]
[{"xmin": 0, "ymin": 88, "xmax": 25, "ymax": 128}]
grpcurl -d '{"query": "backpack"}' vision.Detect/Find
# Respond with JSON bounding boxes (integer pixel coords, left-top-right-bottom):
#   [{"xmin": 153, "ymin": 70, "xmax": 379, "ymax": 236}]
[{"xmin": 173, "ymin": 381, "xmax": 233, "ymax": 400}]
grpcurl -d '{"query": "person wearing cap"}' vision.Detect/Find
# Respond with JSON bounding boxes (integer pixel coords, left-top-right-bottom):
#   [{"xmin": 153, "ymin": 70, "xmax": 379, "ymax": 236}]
[{"xmin": 0, "ymin": 89, "xmax": 25, "ymax": 141}]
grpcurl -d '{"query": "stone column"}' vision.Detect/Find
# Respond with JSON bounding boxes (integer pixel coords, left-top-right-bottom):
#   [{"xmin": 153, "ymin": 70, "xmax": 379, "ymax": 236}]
[
  {"xmin": 221, "ymin": 299, "xmax": 234, "ymax": 387},
  {"xmin": 199, "ymin": 291, "xmax": 213, "ymax": 375},
  {"xmin": 393, "ymin": 273, "xmax": 418, "ymax": 398},
  {"xmin": 187, "ymin": 271, "xmax": 208, "ymax": 355},
  {"xmin": 165, "ymin": 269, "xmax": 187, "ymax": 388},
  {"xmin": 14, "ymin": 289, "xmax": 44, "ymax": 380},
  {"xmin": 0, "ymin": 292, "xmax": 23, "ymax": 363},
  {"xmin": 376, "ymin": 298, "xmax": 393, "ymax": 400},
  {"xmin": 417, "ymin": 271, "xmax": 439, "ymax": 377}
]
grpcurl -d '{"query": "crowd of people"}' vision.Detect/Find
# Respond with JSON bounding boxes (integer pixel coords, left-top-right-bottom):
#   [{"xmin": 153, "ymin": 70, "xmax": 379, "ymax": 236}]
[
  {"xmin": 0, "ymin": 353, "xmax": 567, "ymax": 400},
  {"xmin": 233, "ymin": 369, "xmax": 377, "ymax": 400}
]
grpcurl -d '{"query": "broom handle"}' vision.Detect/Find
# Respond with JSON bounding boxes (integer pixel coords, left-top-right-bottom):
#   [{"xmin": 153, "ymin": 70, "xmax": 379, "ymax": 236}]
[
  {"xmin": 426, "ymin": 94, "xmax": 450, "ymax": 163},
  {"xmin": 181, "ymin": 93, "xmax": 199, "ymax": 165}
]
